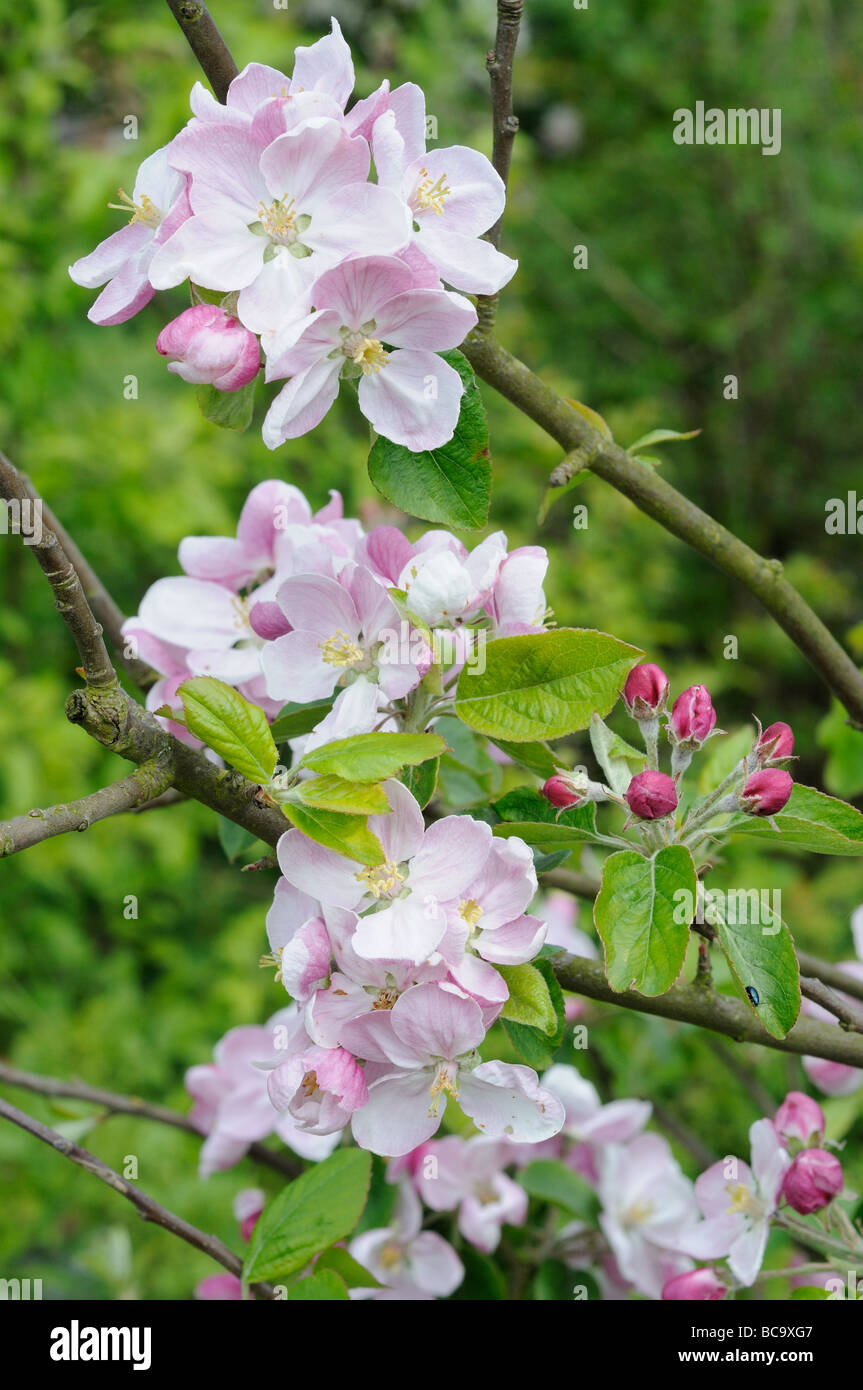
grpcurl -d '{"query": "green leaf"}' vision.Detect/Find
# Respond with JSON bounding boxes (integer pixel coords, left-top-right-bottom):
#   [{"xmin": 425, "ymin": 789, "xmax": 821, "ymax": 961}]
[
  {"xmin": 520, "ymin": 1160, "xmax": 596, "ymax": 1218},
  {"xmin": 294, "ymin": 775, "xmax": 391, "ymax": 815},
  {"xmin": 567, "ymin": 398, "xmax": 613, "ymax": 439},
  {"xmin": 243, "ymin": 1149, "xmax": 371, "ymax": 1284},
  {"xmin": 217, "ymin": 816, "xmax": 258, "ymax": 863},
  {"xmin": 287, "ymin": 1270, "xmax": 350, "ymax": 1301},
  {"xmin": 588, "ymin": 713, "xmax": 646, "ymax": 794},
  {"xmin": 399, "ymin": 756, "xmax": 439, "ymax": 808},
  {"xmin": 790, "ymin": 1287, "xmax": 831, "ymax": 1301},
  {"xmin": 313, "ymin": 1247, "xmax": 381, "ymax": 1289},
  {"xmin": 493, "ymin": 816, "xmax": 598, "ymax": 851},
  {"xmin": 530, "ymin": 1258, "xmax": 582, "ymax": 1300},
  {"xmin": 729, "ymin": 784, "xmax": 863, "ymax": 855},
  {"xmin": 367, "ymin": 349, "xmax": 491, "ymax": 529},
  {"xmin": 502, "ymin": 1020, "xmax": 556, "ymax": 1070},
  {"xmin": 627, "ymin": 427, "xmax": 700, "ymax": 452},
  {"xmin": 281, "ymin": 802, "xmax": 384, "ymax": 866},
  {"xmin": 195, "ymin": 377, "xmax": 256, "ymax": 432},
  {"xmin": 270, "ymin": 699, "xmax": 335, "ymax": 743},
  {"xmin": 498, "ymin": 962, "xmax": 558, "ymax": 1034},
  {"xmin": 710, "ymin": 895, "xmax": 801, "ymax": 1039},
  {"xmin": 177, "ymin": 677, "xmax": 277, "ymax": 784},
  {"xmin": 594, "ymin": 846, "xmax": 696, "ymax": 996},
  {"xmin": 816, "ymin": 700, "xmax": 863, "ymax": 800},
  {"xmin": 300, "ymin": 732, "xmax": 446, "ymax": 782},
  {"xmin": 455, "ymin": 628, "xmax": 643, "ymax": 741},
  {"xmin": 489, "ymin": 738, "xmax": 559, "ymax": 779},
  {"xmin": 450, "ymin": 1246, "xmax": 507, "ymax": 1300}
]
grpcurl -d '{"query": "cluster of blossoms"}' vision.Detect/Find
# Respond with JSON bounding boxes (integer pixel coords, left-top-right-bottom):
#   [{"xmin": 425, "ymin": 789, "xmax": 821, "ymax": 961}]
[
  {"xmin": 69, "ymin": 20, "xmax": 515, "ymax": 452},
  {"xmin": 542, "ymin": 661, "xmax": 796, "ymax": 833},
  {"xmin": 123, "ymin": 477, "xmax": 547, "ymax": 746}
]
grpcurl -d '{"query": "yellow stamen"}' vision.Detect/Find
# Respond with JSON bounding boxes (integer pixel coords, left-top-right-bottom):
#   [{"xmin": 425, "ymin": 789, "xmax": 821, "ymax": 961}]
[
  {"xmin": 378, "ymin": 1243, "xmax": 403, "ymax": 1271},
  {"xmin": 371, "ymin": 988, "xmax": 400, "ymax": 1010},
  {"xmin": 319, "ymin": 629, "xmax": 364, "ymax": 668},
  {"xmin": 428, "ymin": 1063, "xmax": 459, "ymax": 1116},
  {"xmin": 625, "ymin": 1200, "xmax": 654, "ymax": 1225},
  {"xmin": 300, "ymin": 1070, "xmax": 321, "ymax": 1099},
  {"xmin": 107, "ymin": 188, "xmax": 163, "ymax": 229},
  {"xmin": 725, "ymin": 1182, "xmax": 756, "ymax": 1216},
  {"xmin": 258, "ymin": 195, "xmax": 296, "ymax": 240},
  {"xmin": 415, "ymin": 168, "xmax": 451, "ymax": 216},
  {"xmin": 354, "ymin": 859, "xmax": 406, "ymax": 899},
  {"xmin": 458, "ymin": 899, "xmax": 483, "ymax": 931},
  {"xmin": 349, "ymin": 337, "xmax": 389, "ymax": 375}
]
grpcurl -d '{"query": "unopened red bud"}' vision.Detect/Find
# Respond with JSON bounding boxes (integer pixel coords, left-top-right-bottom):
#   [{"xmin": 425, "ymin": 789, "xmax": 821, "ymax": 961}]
[
  {"xmin": 739, "ymin": 768, "xmax": 793, "ymax": 817},
  {"xmin": 623, "ymin": 663, "xmax": 669, "ymax": 718},
  {"xmin": 662, "ymin": 1268, "xmax": 726, "ymax": 1301},
  {"xmin": 774, "ymin": 1091, "xmax": 825, "ymax": 1149},
  {"xmin": 157, "ymin": 304, "xmax": 260, "ymax": 392},
  {"xmin": 670, "ymin": 685, "xmax": 717, "ymax": 747},
  {"xmin": 541, "ymin": 775, "xmax": 585, "ymax": 809},
  {"xmin": 757, "ymin": 721, "xmax": 794, "ymax": 763},
  {"xmin": 781, "ymin": 1148, "xmax": 843, "ymax": 1215},
  {"xmin": 624, "ymin": 770, "xmax": 678, "ymax": 820}
]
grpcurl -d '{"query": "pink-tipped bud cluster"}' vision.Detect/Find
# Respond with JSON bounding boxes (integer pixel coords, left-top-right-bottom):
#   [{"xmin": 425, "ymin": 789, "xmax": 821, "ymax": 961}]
[
  {"xmin": 669, "ymin": 684, "xmax": 717, "ymax": 749},
  {"xmin": 774, "ymin": 1091, "xmax": 825, "ymax": 1150},
  {"xmin": 781, "ymin": 1148, "xmax": 843, "ymax": 1215},
  {"xmin": 661, "ymin": 1268, "xmax": 726, "ymax": 1301},
  {"xmin": 624, "ymin": 769, "xmax": 678, "ymax": 820},
  {"xmin": 739, "ymin": 768, "xmax": 793, "ymax": 817},
  {"xmin": 756, "ymin": 721, "xmax": 795, "ymax": 765},
  {"xmin": 157, "ymin": 304, "xmax": 260, "ymax": 392},
  {"xmin": 623, "ymin": 663, "xmax": 669, "ymax": 719}
]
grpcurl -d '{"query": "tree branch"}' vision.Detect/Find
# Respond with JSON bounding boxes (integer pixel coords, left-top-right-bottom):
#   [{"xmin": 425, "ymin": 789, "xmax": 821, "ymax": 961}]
[
  {"xmin": 0, "ymin": 1059, "xmax": 301, "ymax": 1179},
  {"xmin": 485, "ymin": 0, "xmax": 523, "ymax": 248},
  {"xmin": 0, "ymin": 1095, "xmax": 278, "ymax": 1297},
  {"xmin": 164, "ymin": 0, "xmax": 238, "ymax": 102},
  {"xmin": 1, "ymin": 451, "xmax": 115, "ymax": 688},
  {"xmin": 552, "ymin": 953, "xmax": 863, "ymax": 1068},
  {"xmin": 0, "ymin": 760, "xmax": 174, "ymax": 858},
  {"xmin": 462, "ymin": 334, "xmax": 863, "ymax": 728}
]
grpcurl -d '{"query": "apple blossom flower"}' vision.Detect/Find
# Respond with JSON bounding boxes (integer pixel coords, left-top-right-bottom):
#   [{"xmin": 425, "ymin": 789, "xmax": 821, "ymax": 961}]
[
  {"xmin": 486, "ymin": 546, "xmax": 549, "ymax": 635},
  {"xmin": 350, "ymin": 1179, "xmax": 463, "ymax": 1296},
  {"xmin": 676, "ymin": 1118, "xmax": 791, "ymax": 1286},
  {"xmin": 156, "ymin": 304, "xmax": 260, "ymax": 390},
  {"xmin": 260, "ymin": 563, "xmax": 430, "ymax": 704},
  {"xmin": 261, "ymin": 254, "xmax": 476, "ymax": 451},
  {"xmin": 371, "ymin": 88, "xmax": 517, "ymax": 295},
  {"xmin": 410, "ymin": 1136, "xmax": 529, "ymax": 1253},
  {"xmin": 662, "ymin": 1267, "xmax": 727, "ymax": 1301},
  {"xmin": 773, "ymin": 1091, "xmax": 826, "ymax": 1150},
  {"xmin": 69, "ymin": 146, "xmax": 190, "ymax": 324},
  {"xmin": 267, "ymin": 1037, "xmax": 369, "ymax": 1136},
  {"xmin": 185, "ymin": 1011, "xmax": 339, "ymax": 1174},
  {"xmin": 275, "ymin": 779, "xmax": 494, "ymax": 965},
  {"xmin": 150, "ymin": 120, "xmax": 411, "ymax": 337},
  {"xmin": 342, "ymin": 981, "xmax": 565, "ymax": 1156},
  {"xmin": 597, "ymin": 1134, "xmax": 698, "ymax": 1300},
  {"xmin": 396, "ymin": 530, "xmax": 507, "ymax": 628},
  {"xmin": 781, "ymin": 1149, "xmax": 843, "ymax": 1215},
  {"xmin": 543, "ymin": 1065, "xmax": 652, "ymax": 1187},
  {"xmin": 538, "ymin": 890, "xmax": 598, "ymax": 961}
]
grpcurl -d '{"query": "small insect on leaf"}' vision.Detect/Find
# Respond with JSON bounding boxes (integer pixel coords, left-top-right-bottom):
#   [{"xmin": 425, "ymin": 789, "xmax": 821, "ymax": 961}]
[{"xmin": 745, "ymin": 986, "xmax": 760, "ymax": 1007}]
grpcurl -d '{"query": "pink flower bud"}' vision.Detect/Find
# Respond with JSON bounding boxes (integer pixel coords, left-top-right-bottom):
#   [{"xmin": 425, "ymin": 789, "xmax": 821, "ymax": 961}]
[
  {"xmin": 662, "ymin": 1268, "xmax": 726, "ymax": 1301},
  {"xmin": 739, "ymin": 768, "xmax": 793, "ymax": 817},
  {"xmin": 774, "ymin": 1091, "xmax": 825, "ymax": 1148},
  {"xmin": 624, "ymin": 769, "xmax": 678, "ymax": 819},
  {"xmin": 757, "ymin": 721, "xmax": 794, "ymax": 764},
  {"xmin": 623, "ymin": 663, "xmax": 669, "ymax": 717},
  {"xmin": 669, "ymin": 684, "xmax": 717, "ymax": 747},
  {"xmin": 156, "ymin": 304, "xmax": 260, "ymax": 392},
  {"xmin": 781, "ymin": 1148, "xmax": 843, "ymax": 1215},
  {"xmin": 541, "ymin": 774, "xmax": 585, "ymax": 809}
]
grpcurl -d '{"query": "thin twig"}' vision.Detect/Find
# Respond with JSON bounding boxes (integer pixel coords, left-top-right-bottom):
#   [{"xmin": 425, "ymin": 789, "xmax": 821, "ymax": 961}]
[
  {"xmin": 0, "ymin": 760, "xmax": 174, "ymax": 858},
  {"xmin": 485, "ymin": 0, "xmax": 523, "ymax": 249},
  {"xmin": 0, "ymin": 1095, "xmax": 278, "ymax": 1298},
  {"xmin": 0, "ymin": 1060, "xmax": 301, "ymax": 1179},
  {"xmin": 164, "ymin": 0, "xmax": 238, "ymax": 102}
]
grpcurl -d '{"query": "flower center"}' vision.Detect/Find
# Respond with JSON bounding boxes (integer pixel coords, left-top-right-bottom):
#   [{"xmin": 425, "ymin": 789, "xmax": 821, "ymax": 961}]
[
  {"xmin": 319, "ymin": 629, "xmax": 364, "ymax": 668},
  {"xmin": 371, "ymin": 987, "xmax": 400, "ymax": 1010},
  {"xmin": 378, "ymin": 1242, "xmax": 404, "ymax": 1272},
  {"xmin": 258, "ymin": 195, "xmax": 296, "ymax": 240},
  {"xmin": 300, "ymin": 1070, "xmax": 321, "ymax": 1099},
  {"xmin": 355, "ymin": 859, "xmax": 406, "ymax": 900},
  {"xmin": 348, "ymin": 336, "xmax": 389, "ymax": 375},
  {"xmin": 624, "ymin": 1199, "xmax": 654, "ymax": 1226},
  {"xmin": 428, "ymin": 1061, "xmax": 459, "ymax": 1115},
  {"xmin": 458, "ymin": 898, "xmax": 483, "ymax": 931},
  {"xmin": 107, "ymin": 189, "xmax": 163, "ymax": 229},
  {"xmin": 414, "ymin": 168, "xmax": 451, "ymax": 216},
  {"xmin": 725, "ymin": 1182, "xmax": 762, "ymax": 1219}
]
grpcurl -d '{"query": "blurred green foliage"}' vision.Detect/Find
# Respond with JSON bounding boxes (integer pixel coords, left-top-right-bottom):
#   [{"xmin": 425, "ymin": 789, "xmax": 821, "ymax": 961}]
[{"xmin": 1, "ymin": 0, "xmax": 861, "ymax": 1297}]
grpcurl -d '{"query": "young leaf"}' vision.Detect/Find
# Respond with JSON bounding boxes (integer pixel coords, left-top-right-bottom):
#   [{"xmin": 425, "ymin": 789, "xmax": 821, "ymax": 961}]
[
  {"xmin": 455, "ymin": 629, "xmax": 643, "ymax": 741},
  {"xmin": 294, "ymin": 775, "xmax": 391, "ymax": 815},
  {"xmin": 367, "ymin": 349, "xmax": 491, "ymax": 530},
  {"xmin": 589, "ymin": 713, "xmax": 646, "ymax": 794},
  {"xmin": 287, "ymin": 1270, "xmax": 350, "ymax": 1301},
  {"xmin": 627, "ymin": 427, "xmax": 700, "ymax": 453},
  {"xmin": 489, "ymin": 738, "xmax": 559, "ymax": 779},
  {"xmin": 729, "ymin": 785, "xmax": 863, "ymax": 855},
  {"xmin": 243, "ymin": 1149, "xmax": 371, "ymax": 1284},
  {"xmin": 300, "ymin": 731, "xmax": 445, "ymax": 782},
  {"xmin": 281, "ymin": 802, "xmax": 385, "ymax": 866},
  {"xmin": 498, "ymin": 962, "xmax": 558, "ymax": 1035},
  {"xmin": 177, "ymin": 677, "xmax": 277, "ymax": 784},
  {"xmin": 399, "ymin": 756, "xmax": 439, "ymax": 808},
  {"xmin": 270, "ymin": 698, "xmax": 336, "ymax": 743},
  {"xmin": 594, "ymin": 846, "xmax": 695, "ymax": 996},
  {"xmin": 502, "ymin": 1019, "xmax": 556, "ymax": 1071},
  {"xmin": 196, "ymin": 378, "xmax": 256, "ymax": 432}
]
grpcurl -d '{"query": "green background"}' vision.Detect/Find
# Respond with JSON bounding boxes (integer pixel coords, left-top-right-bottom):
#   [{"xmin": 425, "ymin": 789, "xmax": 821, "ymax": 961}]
[{"xmin": 1, "ymin": 0, "xmax": 861, "ymax": 1297}]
